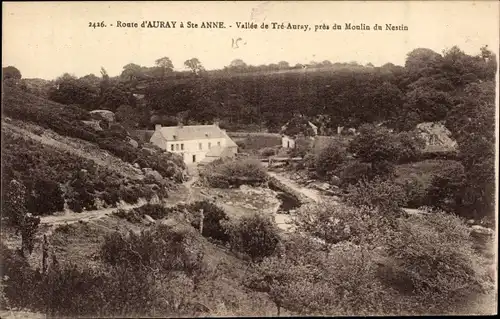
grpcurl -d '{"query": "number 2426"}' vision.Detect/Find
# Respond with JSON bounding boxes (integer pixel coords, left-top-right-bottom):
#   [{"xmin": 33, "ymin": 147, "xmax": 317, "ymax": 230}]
[{"xmin": 89, "ymin": 21, "xmax": 106, "ymax": 28}]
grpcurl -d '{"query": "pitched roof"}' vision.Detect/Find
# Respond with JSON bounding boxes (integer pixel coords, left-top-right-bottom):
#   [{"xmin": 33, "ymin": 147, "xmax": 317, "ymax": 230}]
[{"xmin": 158, "ymin": 125, "xmax": 228, "ymax": 141}]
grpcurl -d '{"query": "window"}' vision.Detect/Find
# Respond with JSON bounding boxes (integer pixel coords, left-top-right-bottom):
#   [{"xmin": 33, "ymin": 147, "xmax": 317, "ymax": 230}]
[
  {"xmin": 181, "ymin": 143, "xmax": 184, "ymax": 151},
  {"xmin": 175, "ymin": 144, "xmax": 180, "ymax": 151},
  {"xmin": 217, "ymin": 141, "xmax": 221, "ymax": 147},
  {"xmin": 208, "ymin": 142, "xmax": 212, "ymax": 149},
  {"xmin": 198, "ymin": 143, "xmax": 202, "ymax": 150},
  {"xmin": 171, "ymin": 144, "xmax": 174, "ymax": 151}
]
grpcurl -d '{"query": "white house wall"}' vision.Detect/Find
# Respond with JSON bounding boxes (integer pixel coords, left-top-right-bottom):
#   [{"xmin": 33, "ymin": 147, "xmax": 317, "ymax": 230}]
[
  {"xmin": 166, "ymin": 137, "xmax": 228, "ymax": 164},
  {"xmin": 282, "ymin": 136, "xmax": 296, "ymax": 148}
]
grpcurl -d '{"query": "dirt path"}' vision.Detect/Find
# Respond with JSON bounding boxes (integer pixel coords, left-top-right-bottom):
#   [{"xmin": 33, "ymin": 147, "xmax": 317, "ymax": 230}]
[
  {"xmin": 39, "ymin": 175, "xmax": 197, "ymax": 231},
  {"xmin": 40, "ymin": 202, "xmax": 144, "ymax": 227}
]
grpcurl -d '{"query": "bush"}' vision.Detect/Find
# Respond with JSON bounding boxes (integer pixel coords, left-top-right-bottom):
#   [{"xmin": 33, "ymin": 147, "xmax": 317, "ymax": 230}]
[
  {"xmin": 348, "ymin": 124, "xmax": 425, "ymax": 176},
  {"xmin": 135, "ymin": 203, "xmax": 170, "ymax": 220},
  {"xmin": 2, "ymin": 180, "xmax": 29, "ymax": 228},
  {"xmin": 2, "ymin": 129, "xmax": 169, "ymax": 215},
  {"xmin": 26, "ymin": 178, "xmax": 65, "ymax": 215},
  {"xmin": 1, "ymin": 243, "xmax": 173, "ymax": 317},
  {"xmin": 346, "ymin": 177, "xmax": 408, "ymax": 214},
  {"xmin": 260, "ymin": 147, "xmax": 276, "ymax": 157},
  {"xmin": 3, "ymin": 87, "xmax": 186, "ymax": 187},
  {"xmin": 235, "ymin": 140, "xmax": 246, "ymax": 150},
  {"xmin": 426, "ymin": 162, "xmax": 466, "ymax": 213},
  {"xmin": 245, "ymin": 236, "xmax": 398, "ymax": 316},
  {"xmin": 315, "ymin": 142, "xmax": 347, "ymax": 178},
  {"xmin": 287, "ymin": 137, "xmax": 312, "ymax": 158},
  {"xmin": 396, "ymin": 177, "xmax": 429, "ymax": 208},
  {"xmin": 338, "ymin": 161, "xmax": 372, "ymax": 186},
  {"xmin": 293, "ymin": 202, "xmax": 391, "ymax": 253},
  {"xmin": 201, "ymin": 158, "xmax": 267, "ymax": 188},
  {"xmin": 187, "ymin": 200, "xmax": 230, "ymax": 242},
  {"xmin": 384, "ymin": 212, "xmax": 493, "ymax": 314},
  {"xmin": 395, "ymin": 131, "xmax": 426, "ymax": 163},
  {"xmin": 228, "ymin": 213, "xmax": 281, "ymax": 262},
  {"xmin": 100, "ymin": 224, "xmax": 204, "ymax": 272}
]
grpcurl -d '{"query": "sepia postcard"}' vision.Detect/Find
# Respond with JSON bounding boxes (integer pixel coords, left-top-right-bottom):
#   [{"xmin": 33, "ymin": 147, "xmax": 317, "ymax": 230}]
[{"xmin": 1, "ymin": 1, "xmax": 498, "ymax": 317}]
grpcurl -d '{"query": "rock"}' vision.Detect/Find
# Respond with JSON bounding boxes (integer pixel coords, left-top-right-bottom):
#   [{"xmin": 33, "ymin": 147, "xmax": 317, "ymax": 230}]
[
  {"xmin": 330, "ymin": 176, "xmax": 341, "ymax": 186},
  {"xmin": 146, "ymin": 183, "xmax": 160, "ymax": 191},
  {"xmin": 239, "ymin": 184, "xmax": 252, "ymax": 194},
  {"xmin": 145, "ymin": 170, "xmax": 163, "ymax": 183},
  {"xmin": 133, "ymin": 163, "xmax": 140, "ymax": 169},
  {"xmin": 127, "ymin": 137, "xmax": 139, "ymax": 148},
  {"xmin": 226, "ymin": 201, "xmax": 233, "ymax": 205},
  {"xmin": 90, "ymin": 110, "xmax": 115, "ymax": 122},
  {"xmin": 142, "ymin": 147, "xmax": 156, "ymax": 155},
  {"xmin": 471, "ymin": 225, "xmax": 494, "ymax": 237},
  {"xmin": 310, "ymin": 182, "xmax": 330, "ymax": 191},
  {"xmin": 467, "ymin": 219, "xmax": 475, "ymax": 225},
  {"xmin": 82, "ymin": 120, "xmax": 103, "ymax": 131},
  {"xmin": 143, "ymin": 214, "xmax": 156, "ymax": 224},
  {"xmin": 320, "ymin": 182, "xmax": 331, "ymax": 190}
]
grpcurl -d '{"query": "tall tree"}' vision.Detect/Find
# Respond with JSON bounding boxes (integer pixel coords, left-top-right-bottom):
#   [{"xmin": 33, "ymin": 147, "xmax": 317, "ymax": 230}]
[
  {"xmin": 184, "ymin": 58, "xmax": 204, "ymax": 75},
  {"xmin": 277, "ymin": 61, "xmax": 290, "ymax": 69},
  {"xmin": 228, "ymin": 59, "xmax": 247, "ymax": 70},
  {"xmin": 155, "ymin": 57, "xmax": 174, "ymax": 78},
  {"xmin": 121, "ymin": 63, "xmax": 142, "ymax": 81},
  {"xmin": 100, "ymin": 67, "xmax": 110, "ymax": 97},
  {"xmin": 2, "ymin": 66, "xmax": 22, "ymax": 81}
]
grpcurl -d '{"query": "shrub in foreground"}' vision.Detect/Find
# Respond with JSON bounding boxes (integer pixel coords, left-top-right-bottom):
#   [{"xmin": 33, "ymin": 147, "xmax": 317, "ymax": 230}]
[
  {"xmin": 292, "ymin": 202, "xmax": 391, "ymax": 253},
  {"xmin": 227, "ymin": 213, "xmax": 281, "ymax": 262},
  {"xmin": 384, "ymin": 212, "xmax": 494, "ymax": 314},
  {"xmin": 187, "ymin": 200, "xmax": 230, "ymax": 242}
]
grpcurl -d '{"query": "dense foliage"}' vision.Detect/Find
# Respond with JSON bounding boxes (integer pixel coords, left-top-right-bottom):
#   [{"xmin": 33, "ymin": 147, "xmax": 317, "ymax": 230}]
[
  {"xmin": 249, "ymin": 204, "xmax": 494, "ymax": 315},
  {"xmin": 2, "ymin": 129, "xmax": 167, "ymax": 214},
  {"xmin": 228, "ymin": 213, "xmax": 281, "ymax": 262},
  {"xmin": 200, "ymin": 158, "xmax": 267, "ymax": 188},
  {"xmin": 3, "ymin": 86, "xmax": 186, "ymax": 182}
]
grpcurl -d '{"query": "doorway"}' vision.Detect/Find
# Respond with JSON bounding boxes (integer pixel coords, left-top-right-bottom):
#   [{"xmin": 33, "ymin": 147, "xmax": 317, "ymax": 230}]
[{"xmin": 192, "ymin": 155, "xmax": 196, "ymax": 163}]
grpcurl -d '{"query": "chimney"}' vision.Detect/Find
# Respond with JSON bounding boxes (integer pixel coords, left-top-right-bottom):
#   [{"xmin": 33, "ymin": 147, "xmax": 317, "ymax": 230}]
[
  {"xmin": 178, "ymin": 122, "xmax": 184, "ymax": 128},
  {"xmin": 155, "ymin": 124, "xmax": 162, "ymax": 131},
  {"xmin": 213, "ymin": 120, "xmax": 219, "ymax": 127}
]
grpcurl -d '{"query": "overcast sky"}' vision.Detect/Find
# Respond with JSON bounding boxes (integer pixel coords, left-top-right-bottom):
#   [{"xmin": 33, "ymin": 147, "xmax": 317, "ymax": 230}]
[{"xmin": 3, "ymin": 1, "xmax": 499, "ymax": 80}]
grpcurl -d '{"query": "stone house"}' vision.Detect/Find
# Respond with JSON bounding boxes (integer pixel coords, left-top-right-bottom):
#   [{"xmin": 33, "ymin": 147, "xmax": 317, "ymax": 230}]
[
  {"xmin": 281, "ymin": 119, "xmax": 318, "ymax": 149},
  {"xmin": 149, "ymin": 123, "xmax": 238, "ymax": 165}
]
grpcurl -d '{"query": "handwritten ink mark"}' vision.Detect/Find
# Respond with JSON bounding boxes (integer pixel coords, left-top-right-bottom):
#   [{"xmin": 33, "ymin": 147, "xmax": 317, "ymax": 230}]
[{"xmin": 232, "ymin": 38, "xmax": 246, "ymax": 49}]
